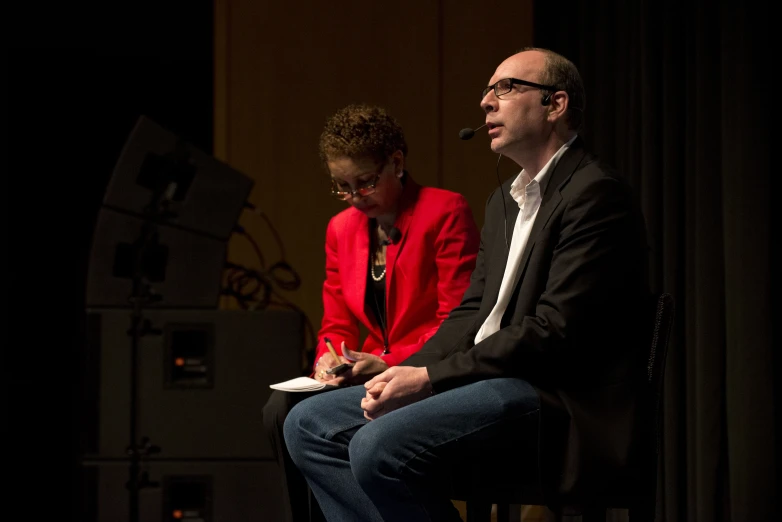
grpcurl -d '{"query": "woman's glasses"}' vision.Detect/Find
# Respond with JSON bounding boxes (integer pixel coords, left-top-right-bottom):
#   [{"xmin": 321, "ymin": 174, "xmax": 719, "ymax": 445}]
[{"xmin": 330, "ymin": 168, "xmax": 384, "ymax": 200}]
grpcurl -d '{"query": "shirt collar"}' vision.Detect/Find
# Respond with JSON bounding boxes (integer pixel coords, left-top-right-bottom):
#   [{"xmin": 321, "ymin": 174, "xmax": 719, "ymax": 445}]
[{"xmin": 509, "ymin": 134, "xmax": 578, "ymax": 206}]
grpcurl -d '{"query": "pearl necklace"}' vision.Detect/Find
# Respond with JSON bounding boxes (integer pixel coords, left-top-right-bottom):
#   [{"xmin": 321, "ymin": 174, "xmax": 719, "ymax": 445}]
[
  {"xmin": 372, "ymin": 223, "xmax": 388, "ymax": 282},
  {"xmin": 371, "ymin": 262, "xmax": 386, "ymax": 281}
]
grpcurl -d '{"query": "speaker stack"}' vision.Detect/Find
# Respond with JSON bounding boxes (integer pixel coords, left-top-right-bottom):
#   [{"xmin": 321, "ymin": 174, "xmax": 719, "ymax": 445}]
[{"xmin": 80, "ymin": 117, "xmax": 301, "ymax": 522}]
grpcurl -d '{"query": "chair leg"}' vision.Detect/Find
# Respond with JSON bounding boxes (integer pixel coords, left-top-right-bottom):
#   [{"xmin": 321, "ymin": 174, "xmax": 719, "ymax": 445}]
[
  {"xmin": 465, "ymin": 500, "xmax": 492, "ymax": 522},
  {"xmin": 496, "ymin": 503, "xmax": 521, "ymax": 522},
  {"xmin": 580, "ymin": 507, "xmax": 606, "ymax": 522}
]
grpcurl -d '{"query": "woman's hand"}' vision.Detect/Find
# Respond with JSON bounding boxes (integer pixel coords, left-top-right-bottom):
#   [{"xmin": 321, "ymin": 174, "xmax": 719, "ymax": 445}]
[
  {"xmin": 313, "ymin": 353, "xmax": 343, "ymax": 384},
  {"xmin": 331, "ymin": 342, "xmax": 389, "ymax": 386}
]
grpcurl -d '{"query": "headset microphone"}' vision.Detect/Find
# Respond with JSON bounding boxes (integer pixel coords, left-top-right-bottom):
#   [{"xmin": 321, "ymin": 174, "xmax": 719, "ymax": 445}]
[
  {"xmin": 456, "ymin": 126, "xmax": 510, "ymax": 250},
  {"xmin": 458, "ymin": 123, "xmax": 487, "ymax": 140}
]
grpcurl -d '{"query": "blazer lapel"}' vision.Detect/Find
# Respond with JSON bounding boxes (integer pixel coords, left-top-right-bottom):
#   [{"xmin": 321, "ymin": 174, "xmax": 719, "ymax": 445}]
[
  {"xmin": 484, "ymin": 184, "xmax": 519, "ymax": 306},
  {"xmin": 345, "ymin": 209, "xmax": 373, "ymax": 328},
  {"xmin": 384, "ymin": 178, "xmax": 421, "ymax": 330},
  {"xmin": 514, "ymin": 138, "xmax": 588, "ymax": 282}
]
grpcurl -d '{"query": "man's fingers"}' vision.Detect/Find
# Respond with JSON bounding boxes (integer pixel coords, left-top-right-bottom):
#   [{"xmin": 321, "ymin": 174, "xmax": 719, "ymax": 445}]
[
  {"xmin": 366, "ymin": 381, "xmax": 386, "ymax": 398},
  {"xmin": 365, "ymin": 367, "xmax": 393, "ymax": 389},
  {"xmin": 361, "ymin": 395, "xmax": 385, "ymax": 416}
]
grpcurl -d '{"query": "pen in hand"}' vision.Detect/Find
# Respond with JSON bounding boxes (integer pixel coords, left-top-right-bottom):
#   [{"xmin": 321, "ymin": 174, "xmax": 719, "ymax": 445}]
[
  {"xmin": 323, "ymin": 337, "xmax": 341, "ymax": 362},
  {"xmin": 323, "ymin": 337, "xmax": 354, "ymax": 376}
]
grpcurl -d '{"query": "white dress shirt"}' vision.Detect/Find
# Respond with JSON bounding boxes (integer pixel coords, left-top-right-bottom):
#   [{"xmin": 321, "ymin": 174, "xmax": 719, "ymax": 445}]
[{"xmin": 474, "ymin": 136, "xmax": 577, "ymax": 344}]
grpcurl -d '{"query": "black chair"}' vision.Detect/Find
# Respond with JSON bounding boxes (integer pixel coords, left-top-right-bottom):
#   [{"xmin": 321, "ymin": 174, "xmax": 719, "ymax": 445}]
[{"xmin": 456, "ymin": 293, "xmax": 675, "ymax": 522}]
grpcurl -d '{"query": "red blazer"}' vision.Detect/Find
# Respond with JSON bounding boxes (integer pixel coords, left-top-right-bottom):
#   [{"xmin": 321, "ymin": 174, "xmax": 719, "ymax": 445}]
[{"xmin": 313, "ymin": 178, "xmax": 480, "ymax": 370}]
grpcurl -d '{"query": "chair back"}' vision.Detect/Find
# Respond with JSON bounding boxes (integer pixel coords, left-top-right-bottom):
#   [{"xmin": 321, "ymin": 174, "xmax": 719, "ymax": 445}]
[
  {"xmin": 458, "ymin": 292, "xmax": 677, "ymax": 522},
  {"xmin": 646, "ymin": 292, "xmax": 675, "ymax": 454}
]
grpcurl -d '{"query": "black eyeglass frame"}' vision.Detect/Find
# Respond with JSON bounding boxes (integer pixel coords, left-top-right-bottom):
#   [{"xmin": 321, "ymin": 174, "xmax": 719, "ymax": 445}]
[{"xmin": 481, "ymin": 78, "xmax": 559, "ymax": 100}]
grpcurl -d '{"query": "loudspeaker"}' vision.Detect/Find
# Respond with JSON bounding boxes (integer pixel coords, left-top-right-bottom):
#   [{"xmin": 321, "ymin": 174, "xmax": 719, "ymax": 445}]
[
  {"xmin": 80, "ymin": 460, "xmax": 284, "ymax": 522},
  {"xmin": 85, "ymin": 115, "xmax": 255, "ymax": 309},
  {"xmin": 86, "ymin": 207, "xmax": 227, "ymax": 309},
  {"xmin": 103, "ymin": 116, "xmax": 253, "ymax": 242},
  {"xmin": 82, "ymin": 308, "xmax": 303, "ymax": 459}
]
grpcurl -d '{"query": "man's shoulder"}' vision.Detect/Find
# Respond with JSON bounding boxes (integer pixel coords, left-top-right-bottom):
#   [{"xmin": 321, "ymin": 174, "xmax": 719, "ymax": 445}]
[
  {"xmin": 564, "ymin": 155, "xmax": 630, "ymax": 195},
  {"xmin": 482, "ymin": 177, "xmax": 514, "ymax": 208}
]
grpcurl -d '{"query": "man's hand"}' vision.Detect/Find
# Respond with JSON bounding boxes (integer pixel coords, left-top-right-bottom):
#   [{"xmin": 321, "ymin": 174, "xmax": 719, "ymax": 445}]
[
  {"xmin": 330, "ymin": 342, "xmax": 389, "ymax": 386},
  {"xmin": 360, "ymin": 366, "xmax": 432, "ymax": 420}
]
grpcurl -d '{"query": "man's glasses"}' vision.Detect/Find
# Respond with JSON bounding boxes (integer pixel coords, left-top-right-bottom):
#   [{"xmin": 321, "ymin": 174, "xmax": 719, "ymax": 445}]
[
  {"xmin": 330, "ymin": 170, "xmax": 383, "ymax": 200},
  {"xmin": 481, "ymin": 78, "xmax": 559, "ymax": 100}
]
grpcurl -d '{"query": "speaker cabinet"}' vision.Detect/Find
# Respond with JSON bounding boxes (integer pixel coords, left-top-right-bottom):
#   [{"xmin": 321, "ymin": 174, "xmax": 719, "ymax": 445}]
[
  {"xmin": 82, "ymin": 309, "xmax": 303, "ymax": 459},
  {"xmin": 80, "ymin": 460, "xmax": 283, "ymax": 522},
  {"xmin": 103, "ymin": 115, "xmax": 254, "ymax": 243},
  {"xmin": 86, "ymin": 207, "xmax": 228, "ymax": 309}
]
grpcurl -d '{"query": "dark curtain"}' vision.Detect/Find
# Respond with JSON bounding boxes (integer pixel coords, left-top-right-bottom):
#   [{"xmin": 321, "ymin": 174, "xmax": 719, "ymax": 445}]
[{"xmin": 533, "ymin": 1, "xmax": 775, "ymax": 521}]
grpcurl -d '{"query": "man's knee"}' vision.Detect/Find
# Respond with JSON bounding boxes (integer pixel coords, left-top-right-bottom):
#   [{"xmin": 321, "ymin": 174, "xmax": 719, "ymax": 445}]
[
  {"xmin": 467, "ymin": 378, "xmax": 539, "ymax": 412},
  {"xmin": 283, "ymin": 396, "xmax": 324, "ymax": 458},
  {"xmin": 282, "ymin": 404, "xmax": 304, "ymax": 465},
  {"xmin": 348, "ymin": 422, "xmax": 398, "ymax": 489}
]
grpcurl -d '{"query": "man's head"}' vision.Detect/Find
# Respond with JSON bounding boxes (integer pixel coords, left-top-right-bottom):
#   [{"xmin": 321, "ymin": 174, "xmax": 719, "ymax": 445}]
[{"xmin": 480, "ymin": 48, "xmax": 585, "ymax": 167}]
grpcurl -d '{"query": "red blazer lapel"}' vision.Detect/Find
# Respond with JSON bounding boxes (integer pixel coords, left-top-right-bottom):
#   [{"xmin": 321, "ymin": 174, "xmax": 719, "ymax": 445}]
[
  {"xmin": 385, "ymin": 178, "xmax": 421, "ymax": 338},
  {"xmin": 342, "ymin": 210, "xmax": 373, "ymax": 330}
]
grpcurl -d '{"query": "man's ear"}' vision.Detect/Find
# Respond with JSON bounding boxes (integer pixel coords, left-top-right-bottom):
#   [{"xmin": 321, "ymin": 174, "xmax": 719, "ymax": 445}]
[{"xmin": 547, "ymin": 91, "xmax": 570, "ymax": 121}]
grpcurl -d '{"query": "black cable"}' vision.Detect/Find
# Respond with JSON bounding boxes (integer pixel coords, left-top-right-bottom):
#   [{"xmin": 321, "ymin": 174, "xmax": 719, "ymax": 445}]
[
  {"xmin": 267, "ymin": 260, "xmax": 301, "ymax": 291},
  {"xmin": 234, "ymin": 226, "xmax": 301, "ymax": 291},
  {"xmin": 222, "ymin": 206, "xmax": 315, "ymax": 371},
  {"xmin": 495, "ymin": 154, "xmax": 510, "ymax": 250},
  {"xmin": 257, "ymin": 210, "xmax": 288, "ymax": 260},
  {"xmin": 266, "ymin": 287, "xmax": 318, "ymax": 369},
  {"xmin": 242, "ymin": 202, "xmax": 288, "ymax": 260},
  {"xmin": 238, "ymin": 226, "xmax": 266, "ymax": 269},
  {"xmin": 222, "ymin": 262, "xmax": 272, "ymax": 310}
]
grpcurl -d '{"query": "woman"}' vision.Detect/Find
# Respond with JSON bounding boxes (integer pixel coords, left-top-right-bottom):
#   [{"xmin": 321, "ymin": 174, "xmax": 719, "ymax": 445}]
[{"xmin": 263, "ymin": 104, "xmax": 479, "ymax": 522}]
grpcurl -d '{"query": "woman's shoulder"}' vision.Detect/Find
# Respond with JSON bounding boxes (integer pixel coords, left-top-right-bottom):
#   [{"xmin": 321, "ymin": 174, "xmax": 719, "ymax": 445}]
[
  {"xmin": 415, "ymin": 185, "xmax": 470, "ymax": 208},
  {"xmin": 326, "ymin": 206, "xmax": 364, "ymax": 238},
  {"xmin": 411, "ymin": 186, "xmax": 476, "ymax": 231}
]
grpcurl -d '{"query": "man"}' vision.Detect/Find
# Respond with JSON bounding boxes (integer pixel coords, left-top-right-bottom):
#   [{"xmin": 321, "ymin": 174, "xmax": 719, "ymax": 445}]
[{"xmin": 284, "ymin": 48, "xmax": 651, "ymax": 522}]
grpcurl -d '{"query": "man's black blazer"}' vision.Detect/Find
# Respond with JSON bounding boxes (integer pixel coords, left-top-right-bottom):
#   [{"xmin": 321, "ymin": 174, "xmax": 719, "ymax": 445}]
[{"xmin": 403, "ymin": 137, "xmax": 653, "ymax": 502}]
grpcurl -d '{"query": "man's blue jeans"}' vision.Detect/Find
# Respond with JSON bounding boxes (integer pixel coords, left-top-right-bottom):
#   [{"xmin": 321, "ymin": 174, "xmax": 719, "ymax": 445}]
[{"xmin": 283, "ymin": 378, "xmax": 540, "ymax": 522}]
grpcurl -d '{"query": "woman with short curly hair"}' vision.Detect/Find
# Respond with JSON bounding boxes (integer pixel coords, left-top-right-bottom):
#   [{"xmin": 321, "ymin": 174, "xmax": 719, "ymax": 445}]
[{"xmin": 263, "ymin": 103, "xmax": 479, "ymax": 522}]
